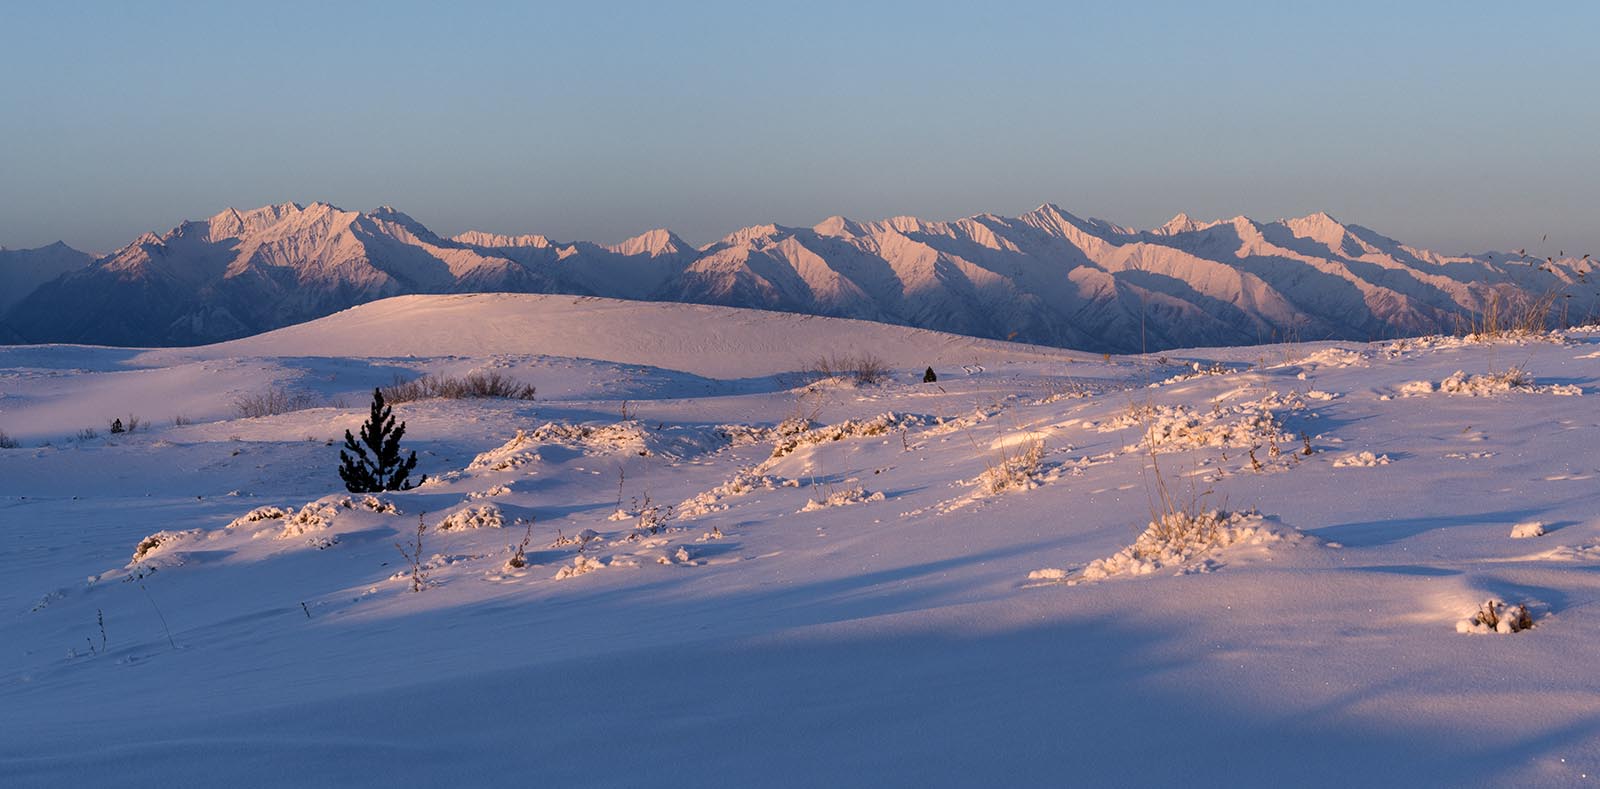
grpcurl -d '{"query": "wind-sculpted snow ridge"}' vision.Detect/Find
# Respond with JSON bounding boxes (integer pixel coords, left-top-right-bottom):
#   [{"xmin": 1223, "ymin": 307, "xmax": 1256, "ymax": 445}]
[{"xmin": 7, "ymin": 200, "xmax": 1598, "ymax": 352}]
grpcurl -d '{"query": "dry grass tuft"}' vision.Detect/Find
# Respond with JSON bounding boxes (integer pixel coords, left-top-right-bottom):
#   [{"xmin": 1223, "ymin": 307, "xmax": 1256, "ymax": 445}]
[
  {"xmin": 382, "ymin": 372, "xmax": 536, "ymax": 403},
  {"xmin": 234, "ymin": 387, "xmax": 319, "ymax": 418},
  {"xmin": 1458, "ymin": 290, "xmax": 1561, "ymax": 341},
  {"xmin": 807, "ymin": 353, "xmax": 890, "ymax": 385}
]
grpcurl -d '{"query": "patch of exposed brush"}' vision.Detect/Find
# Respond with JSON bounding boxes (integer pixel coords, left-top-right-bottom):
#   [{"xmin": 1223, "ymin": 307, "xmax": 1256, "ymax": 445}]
[
  {"xmin": 1457, "ymin": 599, "xmax": 1535, "ymax": 634},
  {"xmin": 381, "ymin": 371, "xmax": 536, "ymax": 403}
]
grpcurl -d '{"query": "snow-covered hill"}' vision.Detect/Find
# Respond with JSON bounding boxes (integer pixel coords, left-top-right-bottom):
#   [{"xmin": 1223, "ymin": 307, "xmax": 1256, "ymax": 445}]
[
  {"xmin": 5, "ymin": 201, "xmax": 1595, "ymax": 351},
  {"xmin": 2, "ymin": 296, "xmax": 1598, "ymax": 785}
]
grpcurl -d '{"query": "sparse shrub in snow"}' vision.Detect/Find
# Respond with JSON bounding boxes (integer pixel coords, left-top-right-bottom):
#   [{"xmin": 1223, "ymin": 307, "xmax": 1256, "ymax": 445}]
[
  {"xmin": 467, "ymin": 430, "xmax": 540, "ymax": 472},
  {"xmin": 0, "ymin": 429, "xmax": 17, "ymax": 449},
  {"xmin": 1096, "ymin": 392, "xmax": 1305, "ymax": 456},
  {"xmin": 532, "ymin": 420, "xmax": 644, "ymax": 448},
  {"xmin": 469, "ymin": 484, "xmax": 513, "ymax": 499},
  {"xmin": 1156, "ymin": 360, "xmax": 1234, "ymax": 385},
  {"xmin": 338, "ymin": 388, "xmax": 423, "ymax": 493},
  {"xmin": 437, "ymin": 504, "xmax": 504, "ymax": 531},
  {"xmin": 381, "ymin": 371, "xmax": 535, "ymax": 403},
  {"xmin": 520, "ymin": 419, "xmax": 727, "ymax": 460},
  {"xmin": 612, "ymin": 493, "xmax": 677, "ymax": 538},
  {"xmin": 1073, "ymin": 511, "xmax": 1297, "ymax": 583},
  {"xmin": 799, "ymin": 485, "xmax": 885, "ymax": 512},
  {"xmin": 233, "ymin": 386, "xmax": 319, "ymax": 418},
  {"xmin": 130, "ymin": 529, "xmax": 204, "ymax": 562},
  {"xmin": 395, "ymin": 515, "xmax": 429, "ymax": 592},
  {"xmin": 1031, "ymin": 381, "xmax": 1095, "ymax": 405},
  {"xmin": 1441, "ymin": 367, "xmax": 1529, "ymax": 394},
  {"xmin": 807, "ymin": 352, "xmax": 890, "ymax": 385},
  {"xmin": 552, "ymin": 528, "xmax": 601, "ymax": 551},
  {"xmin": 980, "ymin": 439, "xmax": 1045, "ymax": 494},
  {"xmin": 678, "ymin": 467, "xmax": 784, "ymax": 518},
  {"xmin": 504, "ymin": 517, "xmax": 535, "ymax": 570},
  {"xmin": 1457, "ymin": 290, "xmax": 1561, "ymax": 342},
  {"xmin": 355, "ymin": 495, "xmax": 398, "ymax": 514},
  {"xmin": 1402, "ymin": 368, "xmax": 1580, "ymax": 398},
  {"xmin": 226, "ymin": 506, "xmax": 289, "ymax": 529},
  {"xmin": 770, "ymin": 412, "xmax": 925, "ymax": 459},
  {"xmin": 1457, "ymin": 599, "xmax": 1534, "ymax": 634},
  {"xmin": 1510, "ymin": 521, "xmax": 1547, "ymax": 539},
  {"xmin": 1333, "ymin": 451, "xmax": 1391, "ymax": 468},
  {"xmin": 718, "ymin": 417, "xmax": 813, "ymax": 447},
  {"xmin": 277, "ymin": 500, "xmax": 345, "ymax": 539}
]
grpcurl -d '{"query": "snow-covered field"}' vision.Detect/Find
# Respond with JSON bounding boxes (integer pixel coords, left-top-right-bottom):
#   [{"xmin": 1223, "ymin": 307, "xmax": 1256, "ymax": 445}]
[{"xmin": 3, "ymin": 294, "xmax": 1599, "ymax": 786}]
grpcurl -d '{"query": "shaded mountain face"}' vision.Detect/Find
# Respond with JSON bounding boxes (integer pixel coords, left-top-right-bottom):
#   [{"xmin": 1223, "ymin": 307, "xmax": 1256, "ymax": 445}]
[
  {"xmin": 0, "ymin": 242, "xmax": 94, "ymax": 314},
  {"xmin": 4, "ymin": 202, "xmax": 1595, "ymax": 352}
]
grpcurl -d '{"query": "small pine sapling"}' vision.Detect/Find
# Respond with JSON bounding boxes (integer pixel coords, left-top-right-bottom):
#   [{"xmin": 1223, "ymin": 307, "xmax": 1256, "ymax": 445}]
[
  {"xmin": 339, "ymin": 388, "xmax": 424, "ymax": 493},
  {"xmin": 923, "ymin": 366, "xmax": 937, "ymax": 383}
]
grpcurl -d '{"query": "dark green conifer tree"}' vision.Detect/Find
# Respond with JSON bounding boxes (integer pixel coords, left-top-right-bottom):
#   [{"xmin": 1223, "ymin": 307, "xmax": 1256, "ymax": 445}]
[
  {"xmin": 923, "ymin": 366, "xmax": 938, "ymax": 383},
  {"xmin": 339, "ymin": 388, "xmax": 422, "ymax": 492}
]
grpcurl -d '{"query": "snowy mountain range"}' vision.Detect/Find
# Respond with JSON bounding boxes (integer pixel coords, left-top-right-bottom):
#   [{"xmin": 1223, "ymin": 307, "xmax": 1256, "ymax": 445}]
[{"xmin": 3, "ymin": 201, "xmax": 1594, "ymax": 351}]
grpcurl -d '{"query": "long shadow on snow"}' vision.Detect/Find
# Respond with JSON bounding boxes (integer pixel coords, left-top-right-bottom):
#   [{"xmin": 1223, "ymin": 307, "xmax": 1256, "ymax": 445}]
[
  {"xmin": 0, "ymin": 610, "xmax": 1565, "ymax": 788},
  {"xmin": 1309, "ymin": 507, "xmax": 1551, "ymax": 547}
]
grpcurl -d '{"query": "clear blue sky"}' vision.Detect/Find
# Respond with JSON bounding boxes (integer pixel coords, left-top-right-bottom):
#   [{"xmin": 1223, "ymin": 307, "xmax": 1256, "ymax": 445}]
[{"xmin": 2, "ymin": 1, "xmax": 1597, "ymax": 256}]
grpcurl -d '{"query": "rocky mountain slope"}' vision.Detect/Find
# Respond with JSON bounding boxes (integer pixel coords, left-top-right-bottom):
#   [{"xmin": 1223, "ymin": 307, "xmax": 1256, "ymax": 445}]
[{"xmin": 4, "ymin": 202, "xmax": 1593, "ymax": 351}]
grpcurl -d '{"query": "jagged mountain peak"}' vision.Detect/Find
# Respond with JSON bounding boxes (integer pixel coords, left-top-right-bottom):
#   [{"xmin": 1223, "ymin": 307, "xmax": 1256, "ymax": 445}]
[
  {"xmin": 4, "ymin": 201, "xmax": 1590, "ymax": 354},
  {"xmin": 718, "ymin": 223, "xmax": 786, "ymax": 247},
  {"xmin": 607, "ymin": 227, "xmax": 693, "ymax": 257},
  {"xmin": 453, "ymin": 230, "xmax": 555, "ymax": 249},
  {"xmin": 813, "ymin": 215, "xmax": 865, "ymax": 238}
]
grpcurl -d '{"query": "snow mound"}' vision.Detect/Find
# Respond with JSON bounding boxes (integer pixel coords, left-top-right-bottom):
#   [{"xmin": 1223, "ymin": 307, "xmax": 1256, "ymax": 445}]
[
  {"xmin": 524, "ymin": 420, "xmax": 733, "ymax": 461},
  {"xmin": 1456, "ymin": 599, "xmax": 1535, "ymax": 634},
  {"xmin": 1288, "ymin": 347, "xmax": 1369, "ymax": 369},
  {"xmin": 1333, "ymin": 451, "xmax": 1391, "ymax": 468},
  {"xmin": 467, "ymin": 430, "xmax": 541, "ymax": 472},
  {"xmin": 251, "ymin": 495, "xmax": 397, "ymax": 540},
  {"xmin": 225, "ymin": 506, "xmax": 290, "ymax": 529},
  {"xmin": 678, "ymin": 467, "xmax": 786, "ymax": 519},
  {"xmin": 799, "ymin": 485, "xmax": 885, "ymax": 512},
  {"xmin": 130, "ymin": 529, "xmax": 205, "ymax": 563},
  {"xmin": 1156, "ymin": 361, "xmax": 1236, "ymax": 385},
  {"xmin": 438, "ymin": 505, "xmax": 504, "ymax": 531},
  {"xmin": 276, "ymin": 500, "xmax": 345, "ymax": 539},
  {"xmin": 1096, "ymin": 391, "xmax": 1307, "ymax": 454},
  {"xmin": 1401, "ymin": 368, "xmax": 1581, "ymax": 398},
  {"xmin": 1510, "ymin": 521, "xmax": 1546, "ymax": 539},
  {"xmin": 1066, "ymin": 511, "xmax": 1307, "ymax": 584},
  {"xmin": 771, "ymin": 412, "xmax": 927, "ymax": 459},
  {"xmin": 718, "ymin": 417, "xmax": 813, "ymax": 447},
  {"xmin": 553, "ymin": 554, "xmax": 606, "ymax": 580}
]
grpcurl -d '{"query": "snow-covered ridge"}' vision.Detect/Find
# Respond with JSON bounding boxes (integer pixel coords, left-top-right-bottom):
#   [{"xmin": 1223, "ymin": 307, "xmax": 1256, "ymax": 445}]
[{"xmin": 4, "ymin": 201, "xmax": 1595, "ymax": 351}]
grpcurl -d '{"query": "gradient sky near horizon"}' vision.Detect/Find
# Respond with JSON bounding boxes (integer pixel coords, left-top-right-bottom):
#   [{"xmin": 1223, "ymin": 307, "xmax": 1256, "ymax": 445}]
[{"xmin": 2, "ymin": 1, "xmax": 1597, "ymax": 256}]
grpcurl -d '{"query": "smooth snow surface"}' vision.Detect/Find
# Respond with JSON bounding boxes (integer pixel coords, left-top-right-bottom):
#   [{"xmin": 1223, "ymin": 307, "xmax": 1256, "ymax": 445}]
[{"xmin": 3, "ymin": 295, "xmax": 1600, "ymax": 787}]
